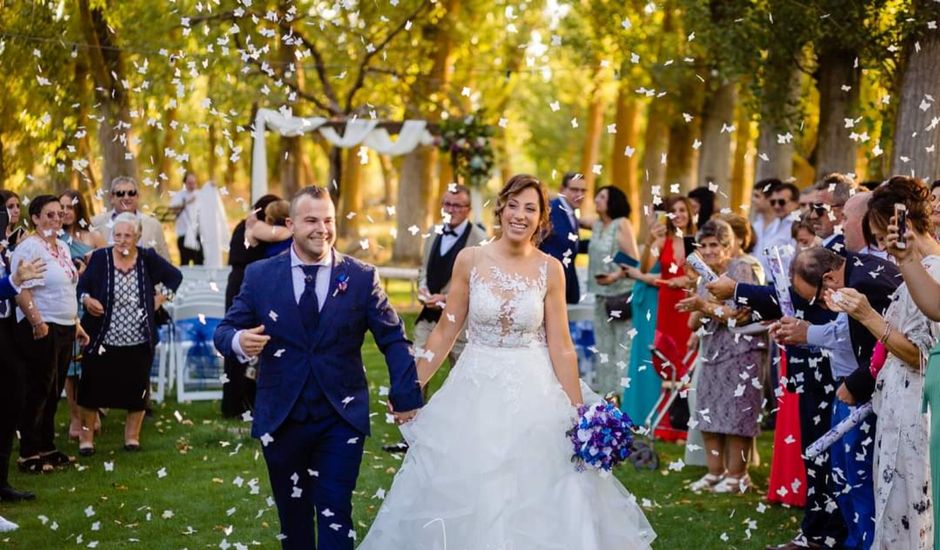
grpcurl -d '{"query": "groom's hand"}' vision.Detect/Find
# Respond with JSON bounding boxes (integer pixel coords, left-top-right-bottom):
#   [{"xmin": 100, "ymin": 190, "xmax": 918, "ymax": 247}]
[{"xmin": 239, "ymin": 325, "xmax": 270, "ymax": 357}]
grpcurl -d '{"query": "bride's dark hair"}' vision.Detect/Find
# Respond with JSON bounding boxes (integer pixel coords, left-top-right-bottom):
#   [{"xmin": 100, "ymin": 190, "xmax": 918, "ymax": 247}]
[{"xmin": 494, "ymin": 174, "xmax": 552, "ymax": 244}]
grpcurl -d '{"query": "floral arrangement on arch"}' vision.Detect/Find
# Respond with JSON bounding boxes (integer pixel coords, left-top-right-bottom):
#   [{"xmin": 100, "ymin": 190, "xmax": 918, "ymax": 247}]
[{"xmin": 434, "ymin": 112, "xmax": 495, "ymax": 189}]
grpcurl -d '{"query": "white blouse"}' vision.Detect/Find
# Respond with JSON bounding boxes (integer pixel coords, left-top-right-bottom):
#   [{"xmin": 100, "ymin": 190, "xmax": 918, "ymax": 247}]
[{"xmin": 10, "ymin": 235, "xmax": 78, "ymax": 326}]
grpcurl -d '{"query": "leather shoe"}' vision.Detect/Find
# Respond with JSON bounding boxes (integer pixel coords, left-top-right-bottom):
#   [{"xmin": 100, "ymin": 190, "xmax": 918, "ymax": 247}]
[
  {"xmin": 0, "ymin": 485, "xmax": 36, "ymax": 502},
  {"xmin": 382, "ymin": 441, "xmax": 409, "ymax": 454}
]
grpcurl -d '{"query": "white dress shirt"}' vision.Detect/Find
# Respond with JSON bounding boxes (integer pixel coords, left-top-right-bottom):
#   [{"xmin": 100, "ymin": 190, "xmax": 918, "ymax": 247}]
[
  {"xmin": 170, "ymin": 188, "xmax": 198, "ymax": 237},
  {"xmin": 231, "ymin": 244, "xmax": 333, "ymax": 362},
  {"xmin": 439, "ymin": 220, "xmax": 469, "ymax": 256}
]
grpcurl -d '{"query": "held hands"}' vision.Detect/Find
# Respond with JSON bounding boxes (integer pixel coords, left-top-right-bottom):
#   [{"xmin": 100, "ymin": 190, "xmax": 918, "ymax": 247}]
[
  {"xmin": 823, "ymin": 288, "xmax": 874, "ymax": 322},
  {"xmin": 705, "ymin": 275, "xmax": 736, "ymax": 301},
  {"xmin": 239, "ymin": 325, "xmax": 271, "ymax": 357},
  {"xmin": 386, "ymin": 401, "xmax": 419, "ymax": 425},
  {"xmin": 13, "ymin": 258, "xmax": 47, "ymax": 287}
]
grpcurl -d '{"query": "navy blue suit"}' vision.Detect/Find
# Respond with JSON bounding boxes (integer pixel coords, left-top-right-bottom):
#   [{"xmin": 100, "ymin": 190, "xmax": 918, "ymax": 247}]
[
  {"xmin": 0, "ymin": 276, "xmax": 15, "ymax": 301},
  {"xmin": 540, "ymin": 196, "xmax": 581, "ymax": 304},
  {"xmin": 214, "ymin": 250, "xmax": 423, "ymax": 550}
]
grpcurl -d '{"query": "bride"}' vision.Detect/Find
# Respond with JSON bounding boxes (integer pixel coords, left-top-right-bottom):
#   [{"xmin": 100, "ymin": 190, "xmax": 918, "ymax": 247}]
[{"xmin": 358, "ymin": 175, "xmax": 655, "ymax": 550}]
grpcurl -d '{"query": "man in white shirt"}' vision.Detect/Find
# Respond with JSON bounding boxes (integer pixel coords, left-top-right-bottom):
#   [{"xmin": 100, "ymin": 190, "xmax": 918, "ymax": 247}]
[
  {"xmin": 91, "ymin": 176, "xmax": 171, "ymax": 261},
  {"xmin": 755, "ymin": 181, "xmax": 800, "ymax": 277},
  {"xmin": 169, "ymin": 172, "xmax": 204, "ymax": 266}
]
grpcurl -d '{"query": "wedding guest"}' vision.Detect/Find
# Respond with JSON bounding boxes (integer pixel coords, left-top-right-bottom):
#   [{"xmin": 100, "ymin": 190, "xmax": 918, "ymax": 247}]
[
  {"xmin": 76, "ymin": 213, "xmax": 182, "ymax": 454},
  {"xmin": 643, "ymin": 194, "xmax": 695, "ymax": 441},
  {"xmin": 540, "ymin": 172, "xmax": 588, "ymax": 304},
  {"xmin": 91, "ymin": 176, "xmax": 171, "ymax": 260},
  {"xmin": 885, "ymin": 179, "xmax": 940, "ymax": 549},
  {"xmin": 930, "ymin": 180, "xmax": 940, "ymax": 240},
  {"xmin": 825, "ymin": 175, "xmax": 939, "ymax": 549},
  {"xmin": 0, "ymin": 191, "xmax": 26, "ymax": 252},
  {"xmin": 688, "ymin": 185, "xmax": 716, "ymax": 228},
  {"xmin": 621, "ymin": 207, "xmax": 663, "ymax": 425},
  {"xmin": 755, "ymin": 180, "xmax": 800, "ymax": 275},
  {"xmin": 59, "ymin": 190, "xmax": 105, "ymax": 441},
  {"xmin": 257, "ymin": 200, "xmax": 293, "ymax": 258},
  {"xmin": 679, "ymin": 219, "xmax": 765, "ymax": 493},
  {"xmin": 170, "ymin": 171, "xmax": 204, "ymax": 266},
  {"xmin": 791, "ymin": 220, "xmax": 820, "ymax": 251},
  {"xmin": 590, "ymin": 186, "xmax": 639, "ymax": 397},
  {"xmin": 808, "ymin": 173, "xmax": 854, "ymax": 254},
  {"xmin": 221, "ymin": 194, "xmax": 283, "ymax": 418},
  {"xmin": 11, "ymin": 195, "xmax": 89, "ymax": 473},
  {"xmin": 0, "ymin": 256, "xmax": 47, "ymax": 502}
]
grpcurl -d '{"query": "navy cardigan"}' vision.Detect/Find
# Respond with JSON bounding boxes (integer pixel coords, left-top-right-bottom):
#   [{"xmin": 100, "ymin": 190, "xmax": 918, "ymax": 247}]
[{"xmin": 77, "ymin": 247, "xmax": 182, "ymax": 355}]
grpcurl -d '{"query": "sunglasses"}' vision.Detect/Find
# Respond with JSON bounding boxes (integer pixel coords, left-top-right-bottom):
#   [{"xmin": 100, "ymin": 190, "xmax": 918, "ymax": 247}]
[
  {"xmin": 770, "ymin": 199, "xmax": 789, "ymax": 207},
  {"xmin": 113, "ymin": 190, "xmax": 138, "ymax": 198}
]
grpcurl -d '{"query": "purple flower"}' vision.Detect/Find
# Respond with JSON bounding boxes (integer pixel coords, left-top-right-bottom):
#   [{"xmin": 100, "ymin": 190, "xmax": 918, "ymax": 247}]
[{"xmin": 567, "ymin": 401, "xmax": 634, "ymax": 472}]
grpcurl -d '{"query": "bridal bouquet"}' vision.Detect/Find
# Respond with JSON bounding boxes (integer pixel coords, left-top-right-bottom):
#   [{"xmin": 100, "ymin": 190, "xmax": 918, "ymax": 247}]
[{"xmin": 568, "ymin": 402, "xmax": 634, "ymax": 472}]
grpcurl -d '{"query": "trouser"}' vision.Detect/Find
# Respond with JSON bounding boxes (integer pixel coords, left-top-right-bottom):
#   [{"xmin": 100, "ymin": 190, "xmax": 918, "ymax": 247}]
[
  {"xmin": 262, "ymin": 415, "xmax": 365, "ymax": 550},
  {"xmin": 15, "ymin": 321, "xmax": 75, "ymax": 458},
  {"xmin": 177, "ymin": 236, "xmax": 204, "ymax": 266},
  {"xmin": 0, "ymin": 316, "xmax": 26, "ymax": 485},
  {"xmin": 799, "ymin": 389, "xmax": 848, "ymax": 545},
  {"xmin": 830, "ymin": 400, "xmax": 876, "ymax": 549}
]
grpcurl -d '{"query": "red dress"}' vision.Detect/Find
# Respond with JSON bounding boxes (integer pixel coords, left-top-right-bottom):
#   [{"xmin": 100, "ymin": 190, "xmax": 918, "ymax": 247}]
[
  {"xmin": 652, "ymin": 237, "xmax": 693, "ymax": 442},
  {"xmin": 766, "ymin": 350, "xmax": 807, "ymax": 507}
]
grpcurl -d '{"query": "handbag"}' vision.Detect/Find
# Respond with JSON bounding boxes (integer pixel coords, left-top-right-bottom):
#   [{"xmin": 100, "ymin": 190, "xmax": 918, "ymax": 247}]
[{"xmin": 603, "ymin": 292, "xmax": 633, "ymax": 321}]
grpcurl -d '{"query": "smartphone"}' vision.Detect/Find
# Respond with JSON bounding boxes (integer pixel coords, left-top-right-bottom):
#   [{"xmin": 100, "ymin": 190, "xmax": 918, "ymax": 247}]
[
  {"xmin": 613, "ymin": 251, "xmax": 640, "ymax": 269},
  {"xmin": 894, "ymin": 203, "xmax": 908, "ymax": 249},
  {"xmin": 656, "ymin": 211, "xmax": 667, "ymax": 226}
]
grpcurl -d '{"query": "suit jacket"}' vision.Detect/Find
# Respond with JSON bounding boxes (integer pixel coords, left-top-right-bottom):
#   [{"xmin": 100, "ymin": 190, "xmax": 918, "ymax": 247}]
[
  {"xmin": 539, "ymin": 196, "xmax": 581, "ymax": 303},
  {"xmin": 214, "ymin": 250, "xmax": 423, "ymax": 438},
  {"xmin": 92, "ymin": 210, "xmax": 171, "ymax": 261},
  {"xmin": 839, "ymin": 252, "xmax": 900, "ymax": 402},
  {"xmin": 0, "ymin": 276, "xmax": 15, "ymax": 301},
  {"xmin": 418, "ymin": 223, "xmax": 487, "ymax": 294}
]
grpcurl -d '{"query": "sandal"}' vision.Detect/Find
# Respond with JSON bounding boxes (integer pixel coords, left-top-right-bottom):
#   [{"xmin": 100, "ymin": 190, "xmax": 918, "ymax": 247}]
[
  {"xmin": 40, "ymin": 450, "xmax": 75, "ymax": 468},
  {"xmin": 688, "ymin": 473, "xmax": 723, "ymax": 493},
  {"xmin": 17, "ymin": 457, "xmax": 53, "ymax": 474},
  {"xmin": 712, "ymin": 474, "xmax": 751, "ymax": 494}
]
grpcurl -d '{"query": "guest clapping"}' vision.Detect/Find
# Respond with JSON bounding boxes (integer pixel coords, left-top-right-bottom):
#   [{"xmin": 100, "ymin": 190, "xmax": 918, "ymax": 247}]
[
  {"xmin": 11, "ymin": 195, "xmax": 89, "ymax": 473},
  {"xmin": 76, "ymin": 213, "xmax": 182, "ymax": 454}
]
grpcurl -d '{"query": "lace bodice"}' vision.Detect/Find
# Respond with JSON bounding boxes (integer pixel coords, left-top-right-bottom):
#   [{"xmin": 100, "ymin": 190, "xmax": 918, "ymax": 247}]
[{"xmin": 466, "ymin": 262, "xmax": 548, "ymax": 348}]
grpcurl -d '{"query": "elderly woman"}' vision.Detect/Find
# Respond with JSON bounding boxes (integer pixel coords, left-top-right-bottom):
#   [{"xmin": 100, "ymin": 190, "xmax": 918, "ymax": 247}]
[
  {"xmin": 76, "ymin": 213, "xmax": 182, "ymax": 454},
  {"xmin": 11, "ymin": 195, "xmax": 89, "ymax": 473}
]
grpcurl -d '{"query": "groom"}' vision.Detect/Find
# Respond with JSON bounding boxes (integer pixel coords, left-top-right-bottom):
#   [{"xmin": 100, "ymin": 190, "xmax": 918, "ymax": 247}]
[{"xmin": 214, "ymin": 186, "xmax": 423, "ymax": 549}]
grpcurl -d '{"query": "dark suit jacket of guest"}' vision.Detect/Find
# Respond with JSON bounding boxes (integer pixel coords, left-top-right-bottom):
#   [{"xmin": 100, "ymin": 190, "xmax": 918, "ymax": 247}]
[
  {"xmin": 78, "ymin": 247, "xmax": 183, "ymax": 355},
  {"xmin": 214, "ymin": 250, "xmax": 424, "ymax": 438},
  {"xmin": 540, "ymin": 196, "xmax": 581, "ymax": 304}
]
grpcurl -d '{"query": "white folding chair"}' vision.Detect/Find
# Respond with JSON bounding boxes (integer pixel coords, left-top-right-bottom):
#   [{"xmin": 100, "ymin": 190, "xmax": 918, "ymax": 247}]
[{"xmin": 172, "ymin": 300, "xmax": 227, "ymax": 402}]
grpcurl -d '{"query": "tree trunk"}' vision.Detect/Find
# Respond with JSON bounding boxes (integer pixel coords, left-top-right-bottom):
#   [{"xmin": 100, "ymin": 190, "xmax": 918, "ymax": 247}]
[
  {"xmin": 610, "ymin": 85, "xmax": 640, "ymax": 225},
  {"xmin": 815, "ymin": 47, "xmax": 860, "ymax": 177},
  {"xmin": 665, "ymin": 115, "xmax": 698, "ymax": 192},
  {"xmin": 755, "ymin": 63, "xmax": 802, "ymax": 182},
  {"xmin": 697, "ymin": 80, "xmax": 736, "ymax": 192},
  {"xmin": 891, "ymin": 2, "xmax": 940, "ymax": 179},
  {"xmin": 394, "ymin": 146, "xmax": 435, "ymax": 264},
  {"xmin": 379, "ymin": 154, "xmax": 399, "ymax": 217},
  {"xmin": 641, "ymin": 100, "xmax": 670, "ymax": 192},
  {"xmin": 78, "ymin": 0, "xmax": 138, "ymax": 188},
  {"xmin": 730, "ymin": 99, "xmax": 753, "ymax": 212},
  {"xmin": 278, "ymin": 136, "xmax": 304, "ymax": 197},
  {"xmin": 578, "ymin": 77, "xmax": 606, "ymax": 218},
  {"xmin": 339, "ymin": 146, "xmax": 364, "ymax": 239}
]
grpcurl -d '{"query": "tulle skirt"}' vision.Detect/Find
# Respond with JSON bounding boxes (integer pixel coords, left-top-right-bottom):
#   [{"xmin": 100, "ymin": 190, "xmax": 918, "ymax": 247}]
[{"xmin": 358, "ymin": 343, "xmax": 656, "ymax": 550}]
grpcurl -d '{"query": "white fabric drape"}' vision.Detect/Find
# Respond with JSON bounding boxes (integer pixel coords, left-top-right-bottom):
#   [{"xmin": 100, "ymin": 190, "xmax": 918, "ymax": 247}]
[
  {"xmin": 251, "ymin": 108, "xmax": 434, "ymax": 201},
  {"xmin": 191, "ymin": 182, "xmax": 229, "ymax": 268}
]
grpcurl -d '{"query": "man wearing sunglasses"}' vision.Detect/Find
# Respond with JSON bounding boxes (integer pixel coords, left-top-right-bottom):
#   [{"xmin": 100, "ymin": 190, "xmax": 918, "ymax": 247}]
[
  {"xmin": 91, "ymin": 176, "xmax": 171, "ymax": 261},
  {"xmin": 753, "ymin": 180, "xmax": 800, "ymax": 277},
  {"xmin": 807, "ymin": 174, "xmax": 854, "ymax": 255}
]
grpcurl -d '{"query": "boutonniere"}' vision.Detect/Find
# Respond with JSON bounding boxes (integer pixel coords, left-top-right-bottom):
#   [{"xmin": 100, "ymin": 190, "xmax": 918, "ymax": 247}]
[{"xmin": 333, "ymin": 272, "xmax": 349, "ymax": 297}]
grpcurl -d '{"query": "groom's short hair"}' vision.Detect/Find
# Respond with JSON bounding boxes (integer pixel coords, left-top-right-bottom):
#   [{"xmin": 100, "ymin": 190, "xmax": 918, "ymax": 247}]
[{"xmin": 289, "ymin": 186, "xmax": 331, "ymax": 217}]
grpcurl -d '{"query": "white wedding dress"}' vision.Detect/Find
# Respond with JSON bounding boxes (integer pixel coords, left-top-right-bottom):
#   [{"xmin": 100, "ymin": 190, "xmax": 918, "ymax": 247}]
[{"xmin": 358, "ymin": 259, "xmax": 656, "ymax": 550}]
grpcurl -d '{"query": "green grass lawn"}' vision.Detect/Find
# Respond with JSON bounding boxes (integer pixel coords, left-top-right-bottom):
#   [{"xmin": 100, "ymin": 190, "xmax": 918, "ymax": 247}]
[{"xmin": 1, "ymin": 312, "xmax": 800, "ymax": 549}]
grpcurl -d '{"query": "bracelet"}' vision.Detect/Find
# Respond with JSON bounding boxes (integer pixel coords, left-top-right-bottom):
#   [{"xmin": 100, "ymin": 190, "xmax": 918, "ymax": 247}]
[{"xmin": 879, "ymin": 323, "xmax": 893, "ymax": 344}]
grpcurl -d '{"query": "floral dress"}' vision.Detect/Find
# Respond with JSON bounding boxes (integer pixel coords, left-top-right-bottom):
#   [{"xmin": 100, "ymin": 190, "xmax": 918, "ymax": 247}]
[{"xmin": 871, "ymin": 255, "xmax": 940, "ymax": 549}]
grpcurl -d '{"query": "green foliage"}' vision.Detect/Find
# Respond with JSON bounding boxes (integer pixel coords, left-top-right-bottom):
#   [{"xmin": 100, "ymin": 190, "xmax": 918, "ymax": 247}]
[{"xmin": 435, "ymin": 111, "xmax": 496, "ymax": 188}]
